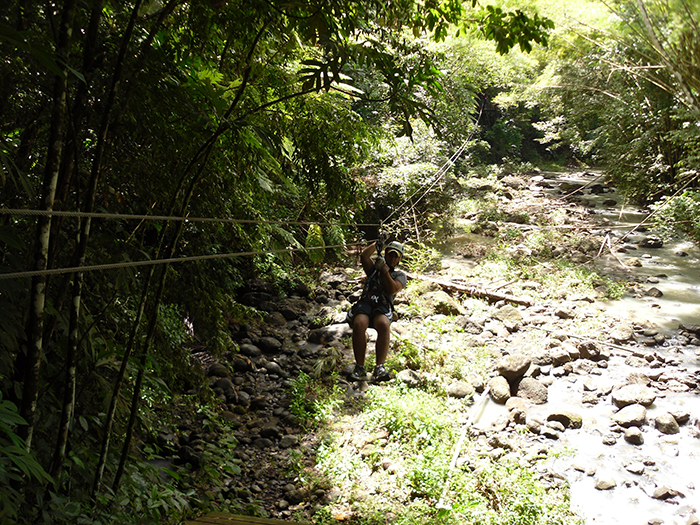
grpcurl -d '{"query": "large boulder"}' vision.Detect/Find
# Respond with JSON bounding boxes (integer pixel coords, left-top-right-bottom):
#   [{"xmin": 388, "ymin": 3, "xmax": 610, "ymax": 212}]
[
  {"xmin": 612, "ymin": 384, "xmax": 656, "ymax": 408},
  {"xmin": 419, "ymin": 291, "xmax": 467, "ymax": 316},
  {"xmin": 496, "ymin": 353, "xmax": 531, "ymax": 382},
  {"xmin": 514, "ymin": 378, "xmax": 548, "ymax": 405},
  {"xmin": 613, "ymin": 404, "xmax": 647, "ymax": 428}
]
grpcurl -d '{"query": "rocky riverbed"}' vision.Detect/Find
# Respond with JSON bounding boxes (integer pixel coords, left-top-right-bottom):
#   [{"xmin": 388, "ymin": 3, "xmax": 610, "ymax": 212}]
[{"xmin": 165, "ymin": 170, "xmax": 700, "ymax": 525}]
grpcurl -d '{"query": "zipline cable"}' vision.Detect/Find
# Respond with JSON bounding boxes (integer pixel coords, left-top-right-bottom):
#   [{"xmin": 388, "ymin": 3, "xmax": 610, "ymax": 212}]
[
  {"xmin": 0, "ymin": 242, "xmax": 364, "ymax": 281},
  {"xmin": 0, "ymin": 208, "xmax": 381, "ymax": 228}
]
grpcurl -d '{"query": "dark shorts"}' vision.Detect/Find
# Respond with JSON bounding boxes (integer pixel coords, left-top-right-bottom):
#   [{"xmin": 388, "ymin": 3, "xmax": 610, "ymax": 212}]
[{"xmin": 346, "ymin": 298, "xmax": 393, "ymax": 328}]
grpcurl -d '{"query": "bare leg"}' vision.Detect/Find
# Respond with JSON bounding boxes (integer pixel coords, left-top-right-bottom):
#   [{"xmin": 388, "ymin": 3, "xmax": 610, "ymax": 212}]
[
  {"xmin": 352, "ymin": 314, "xmax": 370, "ymax": 366},
  {"xmin": 374, "ymin": 314, "xmax": 391, "ymax": 366}
]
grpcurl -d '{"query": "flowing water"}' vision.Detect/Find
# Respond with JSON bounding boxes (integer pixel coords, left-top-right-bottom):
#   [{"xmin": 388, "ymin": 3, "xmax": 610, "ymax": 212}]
[{"xmin": 441, "ymin": 170, "xmax": 700, "ymax": 524}]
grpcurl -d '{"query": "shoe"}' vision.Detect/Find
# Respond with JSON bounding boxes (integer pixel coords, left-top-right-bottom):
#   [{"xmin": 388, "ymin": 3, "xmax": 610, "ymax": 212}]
[
  {"xmin": 349, "ymin": 364, "xmax": 367, "ymax": 381},
  {"xmin": 372, "ymin": 364, "xmax": 390, "ymax": 383}
]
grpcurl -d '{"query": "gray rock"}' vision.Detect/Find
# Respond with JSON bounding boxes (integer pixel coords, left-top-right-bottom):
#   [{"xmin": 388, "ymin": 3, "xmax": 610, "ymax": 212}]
[
  {"xmin": 493, "ymin": 304, "xmax": 522, "ymax": 323},
  {"xmin": 489, "ymin": 376, "xmax": 511, "ymax": 404},
  {"xmin": 594, "ymin": 476, "xmax": 617, "ymax": 490},
  {"xmin": 446, "ymin": 380, "xmax": 475, "ymax": 399},
  {"xmin": 555, "ymin": 304, "xmax": 576, "ymax": 319},
  {"xmin": 547, "ymin": 411, "xmax": 583, "ymax": 430},
  {"xmin": 514, "ymin": 377, "xmax": 548, "ymax": 404},
  {"xmin": 280, "ymin": 435, "xmax": 299, "ymax": 448},
  {"xmin": 257, "ymin": 336, "xmax": 283, "ymax": 353},
  {"xmin": 577, "ymin": 341, "xmax": 603, "ymax": 360},
  {"xmin": 550, "ymin": 346, "xmax": 572, "ymax": 366},
  {"xmin": 308, "ymin": 324, "xmax": 351, "ymax": 344},
  {"xmin": 651, "ymin": 485, "xmax": 684, "ymax": 500},
  {"xmin": 207, "ymin": 362, "xmax": 229, "ymax": 377},
  {"xmin": 645, "ymin": 287, "xmax": 663, "ymax": 298},
  {"xmin": 232, "ymin": 356, "xmax": 255, "ymax": 373},
  {"xmin": 421, "ymin": 291, "xmax": 467, "ymax": 316},
  {"xmin": 253, "ymin": 437, "xmax": 274, "ymax": 449},
  {"xmin": 610, "ymin": 324, "xmax": 635, "ymax": 343},
  {"xmin": 239, "ymin": 343, "xmax": 262, "ymax": 357},
  {"xmin": 496, "ymin": 353, "xmax": 531, "ymax": 381},
  {"xmin": 624, "ymin": 427, "xmax": 644, "ymax": 445},
  {"xmin": 613, "ymin": 404, "xmax": 647, "ymax": 428},
  {"xmin": 611, "ymin": 384, "xmax": 657, "ymax": 408},
  {"xmin": 655, "ymin": 412, "xmax": 680, "ymax": 434},
  {"xmin": 397, "ymin": 369, "xmax": 421, "ymax": 387}
]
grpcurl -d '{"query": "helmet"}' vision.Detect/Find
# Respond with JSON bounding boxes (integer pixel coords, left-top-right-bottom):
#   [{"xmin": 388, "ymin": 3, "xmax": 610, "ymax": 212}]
[{"xmin": 385, "ymin": 241, "xmax": 404, "ymax": 260}]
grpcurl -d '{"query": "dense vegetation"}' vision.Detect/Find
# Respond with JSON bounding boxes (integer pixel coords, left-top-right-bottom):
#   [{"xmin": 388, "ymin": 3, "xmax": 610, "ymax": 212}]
[{"xmin": 1, "ymin": 0, "xmax": 698, "ymax": 523}]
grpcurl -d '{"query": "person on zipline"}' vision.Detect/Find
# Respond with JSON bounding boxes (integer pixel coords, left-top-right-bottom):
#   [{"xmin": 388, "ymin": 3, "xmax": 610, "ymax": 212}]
[{"xmin": 347, "ymin": 238, "xmax": 406, "ymax": 382}]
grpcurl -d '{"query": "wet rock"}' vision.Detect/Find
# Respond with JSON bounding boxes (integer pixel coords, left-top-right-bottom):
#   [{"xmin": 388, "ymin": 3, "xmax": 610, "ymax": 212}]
[
  {"xmin": 645, "ymin": 287, "xmax": 663, "ymax": 298},
  {"xmin": 496, "ymin": 353, "xmax": 531, "ymax": 381},
  {"xmin": 639, "ymin": 237, "xmax": 663, "ymax": 248},
  {"xmin": 446, "ymin": 380, "xmax": 475, "ymax": 399},
  {"xmin": 594, "ymin": 476, "xmax": 617, "ymax": 490},
  {"xmin": 547, "ymin": 411, "xmax": 583, "ymax": 430},
  {"xmin": 651, "ymin": 485, "xmax": 684, "ymax": 500},
  {"xmin": 655, "ymin": 412, "xmax": 680, "ymax": 434},
  {"xmin": 613, "ymin": 404, "xmax": 647, "ymax": 428},
  {"xmin": 489, "ymin": 376, "xmax": 511, "ymax": 404},
  {"xmin": 611, "ymin": 384, "xmax": 656, "ymax": 408},
  {"xmin": 514, "ymin": 377, "xmax": 548, "ymax": 404}
]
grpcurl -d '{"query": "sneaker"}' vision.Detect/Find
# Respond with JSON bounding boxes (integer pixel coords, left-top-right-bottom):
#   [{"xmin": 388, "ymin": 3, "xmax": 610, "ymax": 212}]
[
  {"xmin": 349, "ymin": 364, "xmax": 367, "ymax": 382},
  {"xmin": 372, "ymin": 364, "xmax": 391, "ymax": 383}
]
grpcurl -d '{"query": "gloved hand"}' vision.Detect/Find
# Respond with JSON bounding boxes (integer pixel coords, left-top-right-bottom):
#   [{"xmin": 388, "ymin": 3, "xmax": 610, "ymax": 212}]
[
  {"xmin": 374, "ymin": 256, "xmax": 386, "ymax": 271},
  {"xmin": 376, "ymin": 232, "xmax": 390, "ymax": 254}
]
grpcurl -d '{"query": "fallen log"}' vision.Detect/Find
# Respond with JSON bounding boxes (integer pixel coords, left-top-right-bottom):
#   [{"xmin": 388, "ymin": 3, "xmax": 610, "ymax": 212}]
[{"xmin": 406, "ymin": 273, "xmax": 534, "ymax": 307}]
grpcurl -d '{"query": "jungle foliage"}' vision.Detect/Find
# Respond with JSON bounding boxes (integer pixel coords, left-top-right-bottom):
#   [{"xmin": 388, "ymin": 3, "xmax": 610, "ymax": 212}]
[{"xmin": 0, "ymin": 0, "xmax": 557, "ymax": 522}]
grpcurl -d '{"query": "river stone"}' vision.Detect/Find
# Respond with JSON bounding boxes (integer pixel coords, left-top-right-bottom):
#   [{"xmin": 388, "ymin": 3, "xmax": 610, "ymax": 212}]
[
  {"xmin": 446, "ymin": 380, "xmax": 475, "ymax": 399},
  {"xmin": 280, "ymin": 435, "xmax": 298, "ymax": 448},
  {"xmin": 576, "ymin": 340, "xmax": 598, "ymax": 360},
  {"xmin": 232, "ymin": 356, "xmax": 255, "ymax": 373},
  {"xmin": 594, "ymin": 476, "xmax": 616, "ymax": 490},
  {"xmin": 610, "ymin": 324, "xmax": 635, "ymax": 343},
  {"xmin": 612, "ymin": 384, "xmax": 656, "ymax": 408},
  {"xmin": 489, "ymin": 376, "xmax": 511, "ymax": 404},
  {"xmin": 207, "ymin": 362, "xmax": 229, "ymax": 377},
  {"xmin": 625, "ymin": 462, "xmax": 645, "ymax": 475},
  {"xmin": 397, "ymin": 369, "xmax": 421, "ymax": 387},
  {"xmin": 514, "ymin": 378, "xmax": 548, "ymax": 404},
  {"xmin": 257, "ymin": 336, "xmax": 283, "ymax": 353},
  {"xmin": 493, "ymin": 304, "xmax": 522, "ymax": 323},
  {"xmin": 613, "ymin": 404, "xmax": 647, "ymax": 428},
  {"xmin": 547, "ymin": 411, "xmax": 583, "ymax": 429},
  {"xmin": 624, "ymin": 427, "xmax": 644, "ymax": 445},
  {"xmin": 308, "ymin": 324, "xmax": 351, "ymax": 344},
  {"xmin": 239, "ymin": 343, "xmax": 263, "ymax": 357},
  {"xmin": 645, "ymin": 287, "xmax": 663, "ymax": 298},
  {"xmin": 421, "ymin": 291, "xmax": 467, "ymax": 316},
  {"xmin": 652, "ymin": 486, "xmax": 684, "ymax": 500},
  {"xmin": 554, "ymin": 304, "xmax": 576, "ymax": 319},
  {"xmin": 496, "ymin": 353, "xmax": 531, "ymax": 381},
  {"xmin": 655, "ymin": 412, "xmax": 680, "ymax": 434},
  {"xmin": 550, "ymin": 346, "xmax": 572, "ymax": 366}
]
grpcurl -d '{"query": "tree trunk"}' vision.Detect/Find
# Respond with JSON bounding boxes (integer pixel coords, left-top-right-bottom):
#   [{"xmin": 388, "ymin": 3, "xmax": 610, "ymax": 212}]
[
  {"xmin": 406, "ymin": 272, "xmax": 534, "ymax": 307},
  {"xmin": 18, "ymin": 0, "xmax": 78, "ymax": 451}
]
